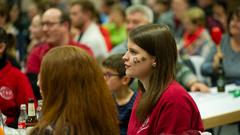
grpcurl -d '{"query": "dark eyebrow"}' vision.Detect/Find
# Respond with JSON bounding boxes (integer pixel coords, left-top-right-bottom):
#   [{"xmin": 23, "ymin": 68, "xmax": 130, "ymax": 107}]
[{"xmin": 128, "ymin": 47, "xmax": 137, "ymax": 51}]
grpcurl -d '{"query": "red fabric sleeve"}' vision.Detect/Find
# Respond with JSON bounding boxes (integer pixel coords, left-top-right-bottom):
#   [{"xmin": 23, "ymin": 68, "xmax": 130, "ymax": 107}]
[{"xmin": 15, "ymin": 70, "xmax": 36, "ymax": 107}]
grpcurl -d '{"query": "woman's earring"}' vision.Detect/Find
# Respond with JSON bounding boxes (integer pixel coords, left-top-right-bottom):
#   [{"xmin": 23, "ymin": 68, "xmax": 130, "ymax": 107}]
[{"xmin": 152, "ymin": 63, "xmax": 156, "ymax": 68}]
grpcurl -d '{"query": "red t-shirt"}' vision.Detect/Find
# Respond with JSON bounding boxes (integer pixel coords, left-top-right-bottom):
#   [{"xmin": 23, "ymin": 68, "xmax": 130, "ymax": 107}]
[
  {"xmin": 0, "ymin": 62, "xmax": 35, "ymax": 125},
  {"xmin": 26, "ymin": 40, "xmax": 93, "ymax": 74},
  {"xmin": 128, "ymin": 81, "xmax": 203, "ymax": 135}
]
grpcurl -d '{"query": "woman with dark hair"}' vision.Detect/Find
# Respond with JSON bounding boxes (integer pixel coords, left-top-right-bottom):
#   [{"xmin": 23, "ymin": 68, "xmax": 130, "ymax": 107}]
[
  {"xmin": 201, "ymin": 7, "xmax": 240, "ymax": 86},
  {"xmin": 0, "ymin": 27, "xmax": 35, "ymax": 128},
  {"xmin": 123, "ymin": 24, "xmax": 203, "ymax": 134},
  {"xmin": 30, "ymin": 46, "xmax": 119, "ymax": 135}
]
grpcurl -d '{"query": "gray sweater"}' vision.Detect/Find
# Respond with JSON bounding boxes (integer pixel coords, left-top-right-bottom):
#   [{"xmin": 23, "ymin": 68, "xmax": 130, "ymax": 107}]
[{"xmin": 201, "ymin": 34, "xmax": 240, "ymax": 84}]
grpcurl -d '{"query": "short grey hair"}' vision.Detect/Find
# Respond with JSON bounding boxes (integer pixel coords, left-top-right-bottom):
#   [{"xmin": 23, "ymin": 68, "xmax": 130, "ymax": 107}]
[{"xmin": 126, "ymin": 4, "xmax": 154, "ymax": 23}]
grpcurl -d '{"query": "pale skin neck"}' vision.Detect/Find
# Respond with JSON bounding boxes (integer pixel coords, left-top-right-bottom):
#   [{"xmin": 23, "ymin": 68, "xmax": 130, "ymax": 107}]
[
  {"xmin": 114, "ymin": 86, "xmax": 134, "ymax": 106},
  {"xmin": 139, "ymin": 75, "xmax": 151, "ymax": 92},
  {"xmin": 53, "ymin": 33, "xmax": 69, "ymax": 47}
]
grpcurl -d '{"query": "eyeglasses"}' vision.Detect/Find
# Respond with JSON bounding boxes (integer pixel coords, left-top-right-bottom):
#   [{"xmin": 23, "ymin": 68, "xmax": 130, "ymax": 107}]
[
  {"xmin": 41, "ymin": 21, "xmax": 61, "ymax": 27},
  {"xmin": 103, "ymin": 72, "xmax": 119, "ymax": 79}
]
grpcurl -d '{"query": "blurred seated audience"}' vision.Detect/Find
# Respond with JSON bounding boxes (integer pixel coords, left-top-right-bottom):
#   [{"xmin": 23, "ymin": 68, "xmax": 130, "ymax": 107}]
[
  {"xmin": 197, "ymin": 0, "xmax": 226, "ymax": 33},
  {"xmin": 26, "ymin": 8, "xmax": 93, "ymax": 100},
  {"xmin": 99, "ymin": 0, "xmax": 116, "ymax": 24},
  {"xmin": 177, "ymin": 58, "xmax": 209, "ymax": 92},
  {"xmin": 0, "ymin": 2, "xmax": 19, "ymax": 36},
  {"xmin": 179, "ymin": 7, "xmax": 214, "ymax": 59},
  {"xmin": 70, "ymin": 1, "xmax": 108, "ymax": 62},
  {"xmin": 212, "ymin": 1, "xmax": 228, "ymax": 33},
  {"xmin": 27, "ymin": 14, "xmax": 44, "ymax": 54},
  {"xmin": 110, "ymin": 4, "xmax": 154, "ymax": 54},
  {"xmin": 201, "ymin": 7, "xmax": 240, "ymax": 86},
  {"xmin": 146, "ymin": 0, "xmax": 170, "ymax": 23},
  {"xmin": 103, "ymin": 4, "xmax": 127, "ymax": 47},
  {"xmin": 27, "ymin": 2, "xmax": 41, "ymax": 22},
  {"xmin": 158, "ymin": 0, "xmax": 189, "ymax": 42},
  {"xmin": 111, "ymin": 5, "xmax": 209, "ymax": 92}
]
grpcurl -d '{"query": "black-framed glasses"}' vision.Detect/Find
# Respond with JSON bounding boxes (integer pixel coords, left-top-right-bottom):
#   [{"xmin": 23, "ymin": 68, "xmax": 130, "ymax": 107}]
[
  {"xmin": 103, "ymin": 72, "xmax": 119, "ymax": 79},
  {"xmin": 41, "ymin": 21, "xmax": 62, "ymax": 27}
]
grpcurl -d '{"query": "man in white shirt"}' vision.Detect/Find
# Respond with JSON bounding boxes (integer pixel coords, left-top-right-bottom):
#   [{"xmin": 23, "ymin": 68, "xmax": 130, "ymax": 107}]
[{"xmin": 70, "ymin": 1, "xmax": 108, "ymax": 62}]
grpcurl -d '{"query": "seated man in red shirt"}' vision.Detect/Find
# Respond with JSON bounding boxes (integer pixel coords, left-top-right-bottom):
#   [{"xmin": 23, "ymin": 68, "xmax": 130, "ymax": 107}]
[{"xmin": 26, "ymin": 8, "xmax": 93, "ymax": 100}]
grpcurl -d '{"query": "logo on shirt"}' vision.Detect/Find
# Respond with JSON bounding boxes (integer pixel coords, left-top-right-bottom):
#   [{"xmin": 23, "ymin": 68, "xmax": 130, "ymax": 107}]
[
  {"xmin": 137, "ymin": 117, "xmax": 150, "ymax": 134},
  {"xmin": 0, "ymin": 86, "xmax": 13, "ymax": 100}
]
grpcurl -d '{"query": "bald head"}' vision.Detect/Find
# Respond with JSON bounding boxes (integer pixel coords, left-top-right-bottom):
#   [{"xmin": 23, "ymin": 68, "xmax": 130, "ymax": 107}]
[
  {"xmin": 41, "ymin": 8, "xmax": 70, "ymax": 46},
  {"xmin": 43, "ymin": 8, "xmax": 62, "ymax": 22}
]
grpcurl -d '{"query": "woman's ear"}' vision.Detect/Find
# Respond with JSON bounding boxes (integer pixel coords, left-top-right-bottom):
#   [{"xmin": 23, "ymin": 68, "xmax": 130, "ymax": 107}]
[
  {"xmin": 0, "ymin": 42, "xmax": 6, "ymax": 55},
  {"xmin": 151, "ymin": 56, "xmax": 157, "ymax": 67}
]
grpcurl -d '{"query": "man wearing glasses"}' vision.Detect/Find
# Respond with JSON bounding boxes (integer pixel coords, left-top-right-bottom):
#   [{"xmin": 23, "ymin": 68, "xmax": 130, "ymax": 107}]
[{"xmin": 26, "ymin": 8, "xmax": 93, "ymax": 100}]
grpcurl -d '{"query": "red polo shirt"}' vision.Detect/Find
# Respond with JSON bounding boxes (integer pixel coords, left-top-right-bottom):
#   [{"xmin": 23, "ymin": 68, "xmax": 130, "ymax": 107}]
[{"xmin": 26, "ymin": 40, "xmax": 93, "ymax": 74}]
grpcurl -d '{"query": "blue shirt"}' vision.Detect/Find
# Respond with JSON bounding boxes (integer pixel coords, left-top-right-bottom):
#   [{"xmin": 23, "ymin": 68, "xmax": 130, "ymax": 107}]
[{"xmin": 117, "ymin": 91, "xmax": 137, "ymax": 135}]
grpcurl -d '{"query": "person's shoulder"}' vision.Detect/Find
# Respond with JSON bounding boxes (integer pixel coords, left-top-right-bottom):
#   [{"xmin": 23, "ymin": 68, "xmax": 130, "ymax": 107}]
[
  {"xmin": 159, "ymin": 81, "xmax": 196, "ymax": 108},
  {"xmin": 158, "ymin": 11, "xmax": 173, "ymax": 22},
  {"xmin": 69, "ymin": 41, "xmax": 94, "ymax": 56},
  {"xmin": 219, "ymin": 34, "xmax": 230, "ymax": 50},
  {"xmin": 168, "ymin": 81, "xmax": 186, "ymax": 91},
  {"xmin": 4, "ymin": 62, "xmax": 25, "ymax": 78},
  {"xmin": 29, "ymin": 43, "xmax": 49, "ymax": 54},
  {"xmin": 162, "ymin": 81, "xmax": 189, "ymax": 99},
  {"xmin": 110, "ymin": 40, "xmax": 127, "ymax": 55},
  {"xmin": 161, "ymin": 10, "xmax": 173, "ymax": 17},
  {"xmin": 221, "ymin": 34, "xmax": 230, "ymax": 44}
]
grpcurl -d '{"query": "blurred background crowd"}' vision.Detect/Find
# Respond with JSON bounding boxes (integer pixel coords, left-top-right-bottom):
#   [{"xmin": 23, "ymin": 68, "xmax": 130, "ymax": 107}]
[{"xmin": 0, "ymin": 0, "xmax": 240, "ymax": 134}]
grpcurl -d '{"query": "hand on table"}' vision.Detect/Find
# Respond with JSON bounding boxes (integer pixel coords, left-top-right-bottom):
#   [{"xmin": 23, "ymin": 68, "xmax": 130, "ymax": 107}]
[{"xmin": 190, "ymin": 82, "xmax": 209, "ymax": 93}]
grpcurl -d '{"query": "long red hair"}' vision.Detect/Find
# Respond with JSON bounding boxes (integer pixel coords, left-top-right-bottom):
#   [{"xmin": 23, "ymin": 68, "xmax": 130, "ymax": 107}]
[{"xmin": 31, "ymin": 46, "xmax": 119, "ymax": 135}]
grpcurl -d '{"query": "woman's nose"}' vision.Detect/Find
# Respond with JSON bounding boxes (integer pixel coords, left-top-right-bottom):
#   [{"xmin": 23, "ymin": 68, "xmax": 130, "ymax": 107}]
[{"xmin": 122, "ymin": 52, "xmax": 129, "ymax": 62}]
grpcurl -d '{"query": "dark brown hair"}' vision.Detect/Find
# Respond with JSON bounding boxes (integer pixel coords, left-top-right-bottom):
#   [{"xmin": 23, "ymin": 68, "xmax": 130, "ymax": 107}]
[
  {"xmin": 227, "ymin": 6, "xmax": 240, "ymax": 35},
  {"xmin": 129, "ymin": 24, "xmax": 177, "ymax": 121},
  {"xmin": 71, "ymin": 1, "xmax": 98, "ymax": 20},
  {"xmin": 0, "ymin": 3, "xmax": 7, "ymax": 17},
  {"xmin": 31, "ymin": 46, "xmax": 119, "ymax": 135},
  {"xmin": 103, "ymin": 54, "xmax": 134, "ymax": 85},
  {"xmin": 0, "ymin": 27, "xmax": 15, "ymax": 55}
]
